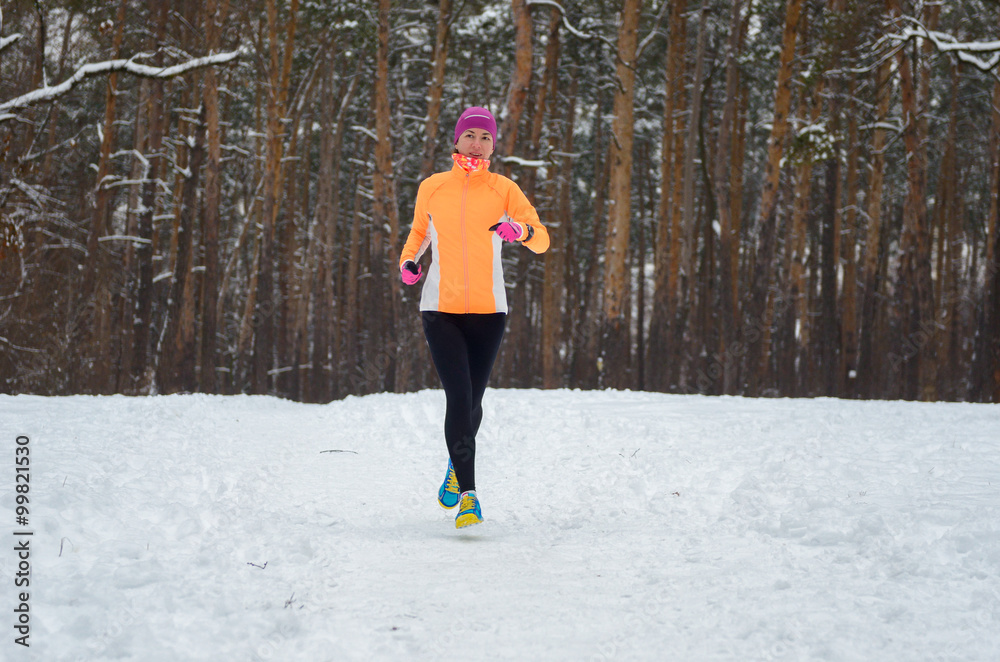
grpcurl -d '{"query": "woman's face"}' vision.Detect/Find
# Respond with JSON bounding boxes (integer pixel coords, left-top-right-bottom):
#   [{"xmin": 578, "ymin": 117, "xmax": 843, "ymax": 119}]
[{"xmin": 455, "ymin": 128, "xmax": 494, "ymax": 160}]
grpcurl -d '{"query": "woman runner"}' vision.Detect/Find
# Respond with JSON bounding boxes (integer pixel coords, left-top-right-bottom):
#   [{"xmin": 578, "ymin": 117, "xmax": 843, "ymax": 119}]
[{"xmin": 399, "ymin": 106, "xmax": 549, "ymax": 528}]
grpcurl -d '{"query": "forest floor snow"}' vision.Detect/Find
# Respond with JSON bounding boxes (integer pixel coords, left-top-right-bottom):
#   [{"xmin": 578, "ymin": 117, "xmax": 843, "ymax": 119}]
[{"xmin": 2, "ymin": 389, "xmax": 998, "ymax": 661}]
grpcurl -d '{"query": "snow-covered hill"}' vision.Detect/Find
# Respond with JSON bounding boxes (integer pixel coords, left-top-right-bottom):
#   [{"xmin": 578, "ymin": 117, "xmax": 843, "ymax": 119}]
[{"xmin": 2, "ymin": 390, "xmax": 998, "ymax": 661}]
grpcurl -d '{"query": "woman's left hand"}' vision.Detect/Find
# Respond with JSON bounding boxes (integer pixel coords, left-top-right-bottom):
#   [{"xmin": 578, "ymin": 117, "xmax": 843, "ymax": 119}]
[{"xmin": 489, "ymin": 221, "xmax": 526, "ymax": 242}]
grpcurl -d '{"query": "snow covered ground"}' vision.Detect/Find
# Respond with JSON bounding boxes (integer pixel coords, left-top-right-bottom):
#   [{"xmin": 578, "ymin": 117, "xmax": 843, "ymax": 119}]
[{"xmin": 2, "ymin": 389, "xmax": 999, "ymax": 661}]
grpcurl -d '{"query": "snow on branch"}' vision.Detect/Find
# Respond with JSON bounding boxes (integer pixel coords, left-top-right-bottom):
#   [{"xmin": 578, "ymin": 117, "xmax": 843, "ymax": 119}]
[
  {"xmin": 0, "ymin": 32, "xmax": 23, "ymax": 53},
  {"xmin": 0, "ymin": 49, "xmax": 244, "ymax": 118},
  {"xmin": 98, "ymin": 235, "xmax": 152, "ymax": 245},
  {"xmin": 888, "ymin": 20, "xmax": 1000, "ymax": 73},
  {"xmin": 499, "ymin": 155, "xmax": 547, "ymax": 168},
  {"xmin": 525, "ymin": 0, "xmax": 595, "ymax": 41},
  {"xmin": 351, "ymin": 125, "xmax": 378, "ymax": 141},
  {"xmin": 526, "ymin": 0, "xmax": 635, "ymax": 69}
]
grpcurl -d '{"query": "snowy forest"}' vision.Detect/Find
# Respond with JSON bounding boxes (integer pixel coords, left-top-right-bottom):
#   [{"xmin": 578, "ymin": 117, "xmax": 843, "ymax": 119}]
[{"xmin": 1, "ymin": 0, "xmax": 998, "ymax": 403}]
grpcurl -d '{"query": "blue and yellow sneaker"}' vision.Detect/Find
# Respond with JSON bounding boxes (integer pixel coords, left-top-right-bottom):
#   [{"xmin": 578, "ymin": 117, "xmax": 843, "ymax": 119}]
[
  {"xmin": 437, "ymin": 460, "xmax": 461, "ymax": 509},
  {"xmin": 455, "ymin": 491, "xmax": 483, "ymax": 529}
]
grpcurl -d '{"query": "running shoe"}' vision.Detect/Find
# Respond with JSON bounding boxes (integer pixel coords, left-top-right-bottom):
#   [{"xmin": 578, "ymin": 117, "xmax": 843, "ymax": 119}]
[
  {"xmin": 437, "ymin": 459, "xmax": 461, "ymax": 509},
  {"xmin": 455, "ymin": 490, "xmax": 483, "ymax": 529}
]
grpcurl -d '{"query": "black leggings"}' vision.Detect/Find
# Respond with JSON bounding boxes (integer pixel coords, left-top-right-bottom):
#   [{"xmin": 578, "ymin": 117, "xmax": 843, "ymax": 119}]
[{"xmin": 421, "ymin": 311, "xmax": 507, "ymax": 493}]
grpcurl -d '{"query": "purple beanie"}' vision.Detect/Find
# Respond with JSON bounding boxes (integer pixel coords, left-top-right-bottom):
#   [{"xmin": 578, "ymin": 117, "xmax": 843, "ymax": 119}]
[{"xmin": 454, "ymin": 106, "xmax": 497, "ymax": 145}]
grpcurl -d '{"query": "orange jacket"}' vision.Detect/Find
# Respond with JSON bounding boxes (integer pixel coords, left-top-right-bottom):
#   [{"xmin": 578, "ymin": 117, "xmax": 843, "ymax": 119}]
[{"xmin": 400, "ymin": 163, "xmax": 549, "ymax": 314}]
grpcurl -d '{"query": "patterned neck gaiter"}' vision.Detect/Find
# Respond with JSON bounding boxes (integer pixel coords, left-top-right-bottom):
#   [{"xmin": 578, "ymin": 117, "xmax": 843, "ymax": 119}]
[{"xmin": 452, "ymin": 153, "xmax": 491, "ymax": 174}]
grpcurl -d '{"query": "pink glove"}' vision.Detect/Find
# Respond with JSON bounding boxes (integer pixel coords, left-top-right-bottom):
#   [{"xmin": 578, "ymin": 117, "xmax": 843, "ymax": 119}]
[
  {"xmin": 490, "ymin": 221, "xmax": 526, "ymax": 242},
  {"xmin": 401, "ymin": 260, "xmax": 422, "ymax": 285}
]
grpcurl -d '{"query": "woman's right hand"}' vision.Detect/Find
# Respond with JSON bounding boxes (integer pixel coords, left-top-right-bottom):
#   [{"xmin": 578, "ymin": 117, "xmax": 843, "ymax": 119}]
[{"xmin": 401, "ymin": 260, "xmax": 422, "ymax": 285}]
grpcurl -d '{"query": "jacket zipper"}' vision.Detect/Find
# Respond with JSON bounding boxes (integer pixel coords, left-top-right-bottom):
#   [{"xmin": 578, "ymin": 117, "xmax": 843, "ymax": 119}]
[{"xmin": 461, "ymin": 171, "xmax": 470, "ymax": 313}]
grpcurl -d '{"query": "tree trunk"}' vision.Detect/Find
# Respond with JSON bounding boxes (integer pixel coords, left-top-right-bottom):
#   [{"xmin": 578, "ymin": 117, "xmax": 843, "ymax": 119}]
[
  {"xmin": 820, "ymin": 151, "xmax": 841, "ymax": 396},
  {"xmin": 989, "ymin": 230, "xmax": 1000, "ymax": 403},
  {"xmin": 787, "ymin": 70, "xmax": 822, "ymax": 395},
  {"xmin": 573, "ymin": 91, "xmax": 610, "ymax": 388},
  {"xmin": 116, "ymin": 77, "xmax": 150, "ymax": 393},
  {"xmin": 420, "ymin": 0, "xmax": 452, "ymax": 180},
  {"xmin": 680, "ymin": 2, "xmax": 709, "ymax": 300},
  {"xmin": 200, "ymin": 0, "xmax": 229, "ymax": 393},
  {"xmin": 343, "ymin": 138, "xmax": 370, "ymax": 395},
  {"xmin": 600, "ymin": 0, "xmax": 642, "ymax": 389},
  {"xmin": 310, "ymin": 54, "xmax": 336, "ymax": 402},
  {"xmin": 40, "ymin": 11, "xmax": 76, "ymax": 191},
  {"xmin": 888, "ymin": 0, "xmax": 937, "ymax": 400},
  {"xmin": 745, "ymin": 0, "xmax": 804, "ymax": 396},
  {"xmin": 506, "ymin": 9, "xmax": 559, "ymax": 387},
  {"xmin": 942, "ymin": 63, "xmax": 963, "ymax": 400},
  {"xmin": 498, "ymin": 0, "xmax": 533, "ymax": 171},
  {"xmin": 635, "ymin": 143, "xmax": 651, "ymax": 390},
  {"xmin": 647, "ymin": 0, "xmax": 687, "ymax": 392},
  {"xmin": 160, "ymin": 104, "xmax": 206, "ymax": 394},
  {"xmin": 666, "ymin": 22, "xmax": 691, "ymax": 389},
  {"xmin": 990, "ymin": 64, "xmax": 1000, "ymax": 273},
  {"xmin": 22, "ymin": 2, "xmax": 47, "ymax": 156},
  {"xmin": 314, "ymin": 62, "xmax": 356, "ymax": 401},
  {"xmin": 712, "ymin": 0, "xmax": 745, "ymax": 396},
  {"xmin": 270, "ymin": 36, "xmax": 325, "ymax": 397},
  {"xmin": 542, "ymin": 21, "xmax": 572, "ymax": 390},
  {"xmin": 76, "ymin": 0, "xmax": 128, "ymax": 393},
  {"xmin": 840, "ymin": 77, "xmax": 861, "ymax": 397},
  {"xmin": 858, "ymin": 54, "xmax": 892, "ymax": 398},
  {"xmin": 131, "ymin": 0, "xmax": 169, "ymax": 394},
  {"xmin": 235, "ymin": 80, "xmax": 266, "ymax": 388},
  {"xmin": 982, "ymin": 14, "xmax": 1000, "ymax": 402},
  {"xmin": 373, "ymin": 0, "xmax": 405, "ymax": 391},
  {"xmin": 728, "ymin": 83, "xmax": 749, "ymax": 385},
  {"xmin": 819, "ymin": 9, "xmax": 846, "ymax": 396},
  {"xmin": 277, "ymin": 115, "xmax": 303, "ymax": 399},
  {"xmin": 253, "ymin": 0, "xmax": 300, "ymax": 394},
  {"xmin": 80, "ymin": 0, "xmax": 127, "ymax": 300}
]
